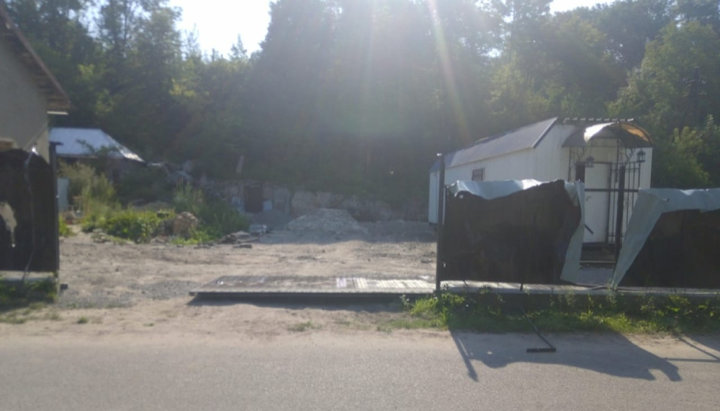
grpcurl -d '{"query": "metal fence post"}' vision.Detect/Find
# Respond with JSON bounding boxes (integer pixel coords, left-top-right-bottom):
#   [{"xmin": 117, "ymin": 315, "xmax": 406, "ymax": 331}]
[
  {"xmin": 435, "ymin": 153, "xmax": 446, "ymax": 293},
  {"xmin": 614, "ymin": 165, "xmax": 626, "ymax": 259}
]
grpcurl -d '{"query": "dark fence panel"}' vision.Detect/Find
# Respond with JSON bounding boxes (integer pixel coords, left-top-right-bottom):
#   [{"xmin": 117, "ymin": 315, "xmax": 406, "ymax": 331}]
[
  {"xmin": 438, "ymin": 181, "xmax": 581, "ymax": 284},
  {"xmin": 621, "ymin": 209, "xmax": 720, "ymax": 288},
  {"xmin": 0, "ymin": 149, "xmax": 59, "ymax": 272}
]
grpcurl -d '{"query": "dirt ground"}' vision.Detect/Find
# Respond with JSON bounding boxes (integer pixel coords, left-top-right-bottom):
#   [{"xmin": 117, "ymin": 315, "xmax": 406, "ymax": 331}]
[{"xmin": 1, "ymin": 219, "xmax": 440, "ymax": 339}]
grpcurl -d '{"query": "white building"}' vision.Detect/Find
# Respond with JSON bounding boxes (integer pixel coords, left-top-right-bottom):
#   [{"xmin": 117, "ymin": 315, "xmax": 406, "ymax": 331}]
[
  {"xmin": 0, "ymin": 5, "xmax": 70, "ymax": 159},
  {"xmin": 429, "ymin": 117, "xmax": 653, "ymax": 244}
]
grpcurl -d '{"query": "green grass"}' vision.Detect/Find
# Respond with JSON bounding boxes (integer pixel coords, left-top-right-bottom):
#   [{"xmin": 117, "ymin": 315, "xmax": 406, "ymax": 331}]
[
  {"xmin": 58, "ymin": 216, "xmax": 74, "ymax": 237},
  {"xmin": 170, "ymin": 228, "xmax": 216, "ymax": 245},
  {"xmin": 0, "ymin": 279, "xmax": 60, "ymax": 325},
  {"xmin": 394, "ymin": 293, "xmax": 720, "ymax": 334},
  {"xmin": 0, "ymin": 279, "xmax": 57, "ymax": 309},
  {"xmin": 0, "ymin": 301, "xmax": 62, "ymax": 324}
]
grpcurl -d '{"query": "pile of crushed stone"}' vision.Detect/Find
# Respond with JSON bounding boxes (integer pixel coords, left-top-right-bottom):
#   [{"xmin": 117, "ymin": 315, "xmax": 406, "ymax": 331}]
[{"xmin": 287, "ymin": 208, "xmax": 368, "ymax": 235}]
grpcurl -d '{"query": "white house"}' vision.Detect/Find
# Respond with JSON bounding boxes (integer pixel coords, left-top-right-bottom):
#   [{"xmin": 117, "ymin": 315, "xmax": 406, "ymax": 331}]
[
  {"xmin": 429, "ymin": 117, "xmax": 653, "ymax": 245},
  {"xmin": 0, "ymin": 5, "xmax": 70, "ymax": 159}
]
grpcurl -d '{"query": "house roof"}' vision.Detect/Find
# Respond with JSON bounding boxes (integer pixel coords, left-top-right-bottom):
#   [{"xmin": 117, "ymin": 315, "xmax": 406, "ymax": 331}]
[
  {"xmin": 431, "ymin": 117, "xmax": 652, "ymax": 172},
  {"xmin": 50, "ymin": 128, "xmax": 144, "ymax": 162},
  {"xmin": 0, "ymin": 4, "xmax": 71, "ymax": 113},
  {"xmin": 431, "ymin": 117, "xmax": 558, "ymax": 172}
]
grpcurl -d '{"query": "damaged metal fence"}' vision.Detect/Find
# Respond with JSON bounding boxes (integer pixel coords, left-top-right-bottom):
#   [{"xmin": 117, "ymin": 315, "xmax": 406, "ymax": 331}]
[
  {"xmin": 436, "ymin": 180, "xmax": 584, "ymax": 285},
  {"xmin": 0, "ymin": 149, "xmax": 59, "ymax": 272},
  {"xmin": 611, "ymin": 188, "xmax": 720, "ymax": 289}
]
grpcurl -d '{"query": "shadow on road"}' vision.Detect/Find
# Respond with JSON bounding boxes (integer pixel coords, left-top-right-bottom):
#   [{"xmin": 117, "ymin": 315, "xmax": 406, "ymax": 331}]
[
  {"xmin": 669, "ymin": 335, "xmax": 720, "ymax": 363},
  {"xmin": 685, "ymin": 335, "xmax": 720, "ymax": 355},
  {"xmin": 451, "ymin": 330, "xmax": 682, "ymax": 382}
]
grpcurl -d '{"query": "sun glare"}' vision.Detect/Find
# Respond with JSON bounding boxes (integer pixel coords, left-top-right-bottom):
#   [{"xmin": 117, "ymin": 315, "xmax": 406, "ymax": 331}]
[{"xmin": 426, "ymin": 0, "xmax": 471, "ymax": 144}]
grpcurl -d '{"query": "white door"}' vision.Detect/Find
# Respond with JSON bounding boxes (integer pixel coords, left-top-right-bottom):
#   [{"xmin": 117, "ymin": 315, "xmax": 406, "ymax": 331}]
[{"xmin": 583, "ymin": 164, "xmax": 610, "ymax": 243}]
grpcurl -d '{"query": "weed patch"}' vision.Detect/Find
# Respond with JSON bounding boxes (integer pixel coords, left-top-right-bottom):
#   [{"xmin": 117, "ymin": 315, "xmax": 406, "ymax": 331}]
[
  {"xmin": 173, "ymin": 183, "xmax": 249, "ymax": 239},
  {"xmin": 399, "ymin": 293, "xmax": 720, "ymax": 334},
  {"xmin": 58, "ymin": 216, "xmax": 74, "ymax": 237},
  {"xmin": 0, "ymin": 300, "xmax": 62, "ymax": 325},
  {"xmin": 0, "ymin": 279, "xmax": 57, "ymax": 309}
]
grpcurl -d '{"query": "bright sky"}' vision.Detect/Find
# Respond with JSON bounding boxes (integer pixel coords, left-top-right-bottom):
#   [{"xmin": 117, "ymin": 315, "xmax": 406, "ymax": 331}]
[
  {"xmin": 171, "ymin": 0, "xmax": 273, "ymax": 56},
  {"xmin": 171, "ymin": 0, "xmax": 614, "ymax": 57}
]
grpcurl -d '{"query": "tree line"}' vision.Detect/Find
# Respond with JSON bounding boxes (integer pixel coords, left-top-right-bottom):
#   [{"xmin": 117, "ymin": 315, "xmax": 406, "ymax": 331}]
[{"xmin": 6, "ymin": 0, "xmax": 720, "ymax": 203}]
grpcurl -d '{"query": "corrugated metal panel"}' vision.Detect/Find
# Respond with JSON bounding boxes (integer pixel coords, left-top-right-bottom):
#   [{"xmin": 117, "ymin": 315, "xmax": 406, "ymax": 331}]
[{"xmin": 49, "ymin": 128, "xmax": 143, "ymax": 162}]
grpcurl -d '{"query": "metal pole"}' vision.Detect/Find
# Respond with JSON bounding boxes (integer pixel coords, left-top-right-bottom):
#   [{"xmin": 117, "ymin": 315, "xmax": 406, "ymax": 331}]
[
  {"xmin": 435, "ymin": 153, "xmax": 446, "ymax": 293},
  {"xmin": 614, "ymin": 165, "xmax": 626, "ymax": 259},
  {"xmin": 49, "ymin": 142, "xmax": 61, "ymax": 276}
]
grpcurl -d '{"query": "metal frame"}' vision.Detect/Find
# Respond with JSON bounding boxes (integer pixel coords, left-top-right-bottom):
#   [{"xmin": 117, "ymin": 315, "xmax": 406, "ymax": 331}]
[{"xmin": 568, "ymin": 141, "xmax": 645, "ymax": 250}]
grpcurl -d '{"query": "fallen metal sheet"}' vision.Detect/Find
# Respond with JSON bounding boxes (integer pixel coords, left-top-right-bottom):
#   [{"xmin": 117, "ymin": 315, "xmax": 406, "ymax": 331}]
[
  {"xmin": 438, "ymin": 180, "xmax": 584, "ymax": 285},
  {"xmin": 190, "ymin": 275, "xmax": 720, "ymax": 302},
  {"xmin": 191, "ymin": 275, "xmax": 436, "ymax": 298}
]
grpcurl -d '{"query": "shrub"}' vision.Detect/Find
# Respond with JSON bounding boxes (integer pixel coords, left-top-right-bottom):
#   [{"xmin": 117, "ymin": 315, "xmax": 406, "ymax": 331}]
[
  {"xmin": 172, "ymin": 184, "xmax": 249, "ymax": 239},
  {"xmin": 197, "ymin": 197, "xmax": 250, "ymax": 237},
  {"xmin": 101, "ymin": 209, "xmax": 172, "ymax": 243},
  {"xmin": 59, "ymin": 161, "xmax": 96, "ymax": 203},
  {"xmin": 59, "ymin": 161, "xmax": 116, "ymax": 207},
  {"xmin": 171, "ymin": 227, "xmax": 215, "ymax": 245},
  {"xmin": 58, "ymin": 215, "xmax": 73, "ymax": 237},
  {"xmin": 59, "ymin": 161, "xmax": 120, "ymax": 233},
  {"xmin": 172, "ymin": 183, "xmax": 204, "ymax": 215},
  {"xmin": 80, "ymin": 197, "xmax": 120, "ymax": 232}
]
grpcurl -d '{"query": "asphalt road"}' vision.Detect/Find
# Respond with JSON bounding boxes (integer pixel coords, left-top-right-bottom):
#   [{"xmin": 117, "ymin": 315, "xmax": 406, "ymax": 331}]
[{"xmin": 1, "ymin": 332, "xmax": 719, "ymax": 410}]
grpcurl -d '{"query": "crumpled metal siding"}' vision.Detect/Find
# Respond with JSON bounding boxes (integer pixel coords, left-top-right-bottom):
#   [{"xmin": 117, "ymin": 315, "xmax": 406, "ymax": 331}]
[{"xmin": 612, "ymin": 188, "xmax": 720, "ymax": 288}]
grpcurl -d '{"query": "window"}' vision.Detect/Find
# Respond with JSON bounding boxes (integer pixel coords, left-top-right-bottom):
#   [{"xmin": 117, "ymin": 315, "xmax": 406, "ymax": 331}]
[{"xmin": 472, "ymin": 168, "xmax": 485, "ymax": 181}]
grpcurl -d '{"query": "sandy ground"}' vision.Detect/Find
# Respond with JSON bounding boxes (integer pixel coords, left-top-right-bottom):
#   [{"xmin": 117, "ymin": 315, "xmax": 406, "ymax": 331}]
[{"xmin": 1, "ymin": 220, "xmax": 440, "ymax": 339}]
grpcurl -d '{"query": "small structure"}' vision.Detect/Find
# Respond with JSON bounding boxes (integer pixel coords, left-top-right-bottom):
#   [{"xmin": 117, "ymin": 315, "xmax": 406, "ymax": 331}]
[
  {"xmin": 49, "ymin": 128, "xmax": 143, "ymax": 163},
  {"xmin": 50, "ymin": 127, "xmax": 144, "ymax": 182},
  {"xmin": 429, "ymin": 117, "xmax": 653, "ymax": 245}
]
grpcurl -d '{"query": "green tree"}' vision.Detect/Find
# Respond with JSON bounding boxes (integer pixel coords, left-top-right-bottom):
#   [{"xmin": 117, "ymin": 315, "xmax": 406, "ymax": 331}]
[
  {"xmin": 611, "ymin": 21, "xmax": 720, "ymax": 186},
  {"xmin": 95, "ymin": 0, "xmax": 184, "ymax": 159},
  {"xmin": 574, "ymin": 0, "xmax": 673, "ymax": 71},
  {"xmin": 490, "ymin": 8, "xmax": 625, "ymax": 128},
  {"xmin": 6, "ymin": 0, "xmax": 101, "ymax": 125}
]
